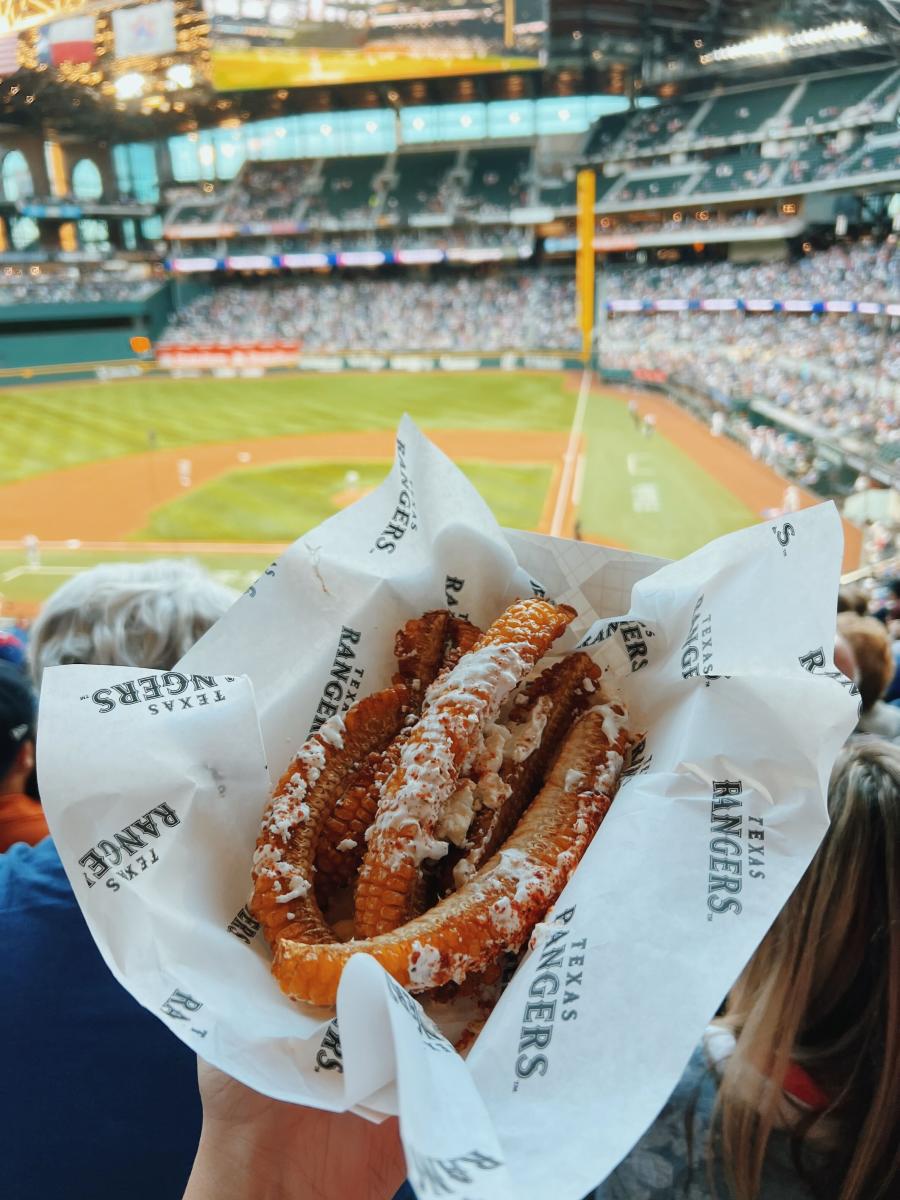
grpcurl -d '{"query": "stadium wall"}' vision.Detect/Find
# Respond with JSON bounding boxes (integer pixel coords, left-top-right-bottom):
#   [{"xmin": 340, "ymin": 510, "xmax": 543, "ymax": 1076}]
[{"xmin": 1, "ymin": 286, "xmax": 173, "ymax": 371}]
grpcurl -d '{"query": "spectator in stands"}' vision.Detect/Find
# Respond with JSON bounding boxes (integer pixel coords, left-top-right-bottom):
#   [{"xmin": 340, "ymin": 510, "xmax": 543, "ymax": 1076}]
[
  {"xmin": 0, "ymin": 662, "xmax": 46, "ymax": 852},
  {"xmin": 2, "ymin": 559, "xmax": 235, "ymax": 1200},
  {"xmin": 181, "ymin": 739, "xmax": 900, "ymax": 1200},
  {"xmin": 838, "ymin": 586, "xmax": 869, "ymax": 616},
  {"xmin": 0, "ymin": 629, "xmax": 28, "ymax": 673},
  {"xmin": 28, "ymin": 558, "xmax": 235, "ymax": 690},
  {"xmin": 837, "ymin": 612, "xmax": 900, "ymax": 740}
]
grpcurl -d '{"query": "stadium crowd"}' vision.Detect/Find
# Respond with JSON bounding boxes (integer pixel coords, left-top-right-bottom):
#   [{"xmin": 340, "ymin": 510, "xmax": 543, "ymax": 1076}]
[
  {"xmin": 161, "ymin": 274, "xmax": 577, "ymax": 353},
  {"xmin": 0, "ymin": 271, "xmax": 160, "ymax": 305}
]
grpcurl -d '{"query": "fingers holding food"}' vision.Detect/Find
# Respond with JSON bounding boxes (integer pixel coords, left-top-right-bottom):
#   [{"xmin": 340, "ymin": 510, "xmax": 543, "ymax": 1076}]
[
  {"xmin": 273, "ymin": 697, "xmax": 631, "ymax": 1007},
  {"xmin": 354, "ymin": 598, "xmax": 577, "ymax": 939}
]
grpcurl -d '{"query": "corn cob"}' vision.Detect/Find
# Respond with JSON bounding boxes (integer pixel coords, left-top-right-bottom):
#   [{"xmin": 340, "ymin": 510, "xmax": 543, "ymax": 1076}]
[
  {"xmin": 274, "ymin": 697, "xmax": 631, "ymax": 1006},
  {"xmin": 353, "ymin": 598, "xmax": 576, "ymax": 939},
  {"xmin": 249, "ymin": 685, "xmax": 408, "ymax": 949},
  {"xmin": 441, "ymin": 651, "xmax": 603, "ymax": 894}
]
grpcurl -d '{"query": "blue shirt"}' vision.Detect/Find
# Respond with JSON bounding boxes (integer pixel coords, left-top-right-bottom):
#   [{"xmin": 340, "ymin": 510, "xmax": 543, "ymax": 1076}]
[{"xmin": 0, "ymin": 838, "xmax": 201, "ymax": 1200}]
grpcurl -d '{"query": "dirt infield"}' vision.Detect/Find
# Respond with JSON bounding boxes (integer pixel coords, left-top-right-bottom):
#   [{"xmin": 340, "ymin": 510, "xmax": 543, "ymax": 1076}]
[
  {"xmin": 1, "ymin": 429, "xmax": 569, "ymax": 542},
  {"xmin": 600, "ymin": 386, "xmax": 862, "ymax": 572}
]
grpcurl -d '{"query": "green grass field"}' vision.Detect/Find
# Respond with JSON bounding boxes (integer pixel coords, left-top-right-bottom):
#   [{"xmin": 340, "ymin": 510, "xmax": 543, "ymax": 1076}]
[
  {"xmin": 2, "ymin": 371, "xmax": 759, "ymax": 611},
  {"xmin": 136, "ymin": 459, "xmax": 551, "ymax": 543}
]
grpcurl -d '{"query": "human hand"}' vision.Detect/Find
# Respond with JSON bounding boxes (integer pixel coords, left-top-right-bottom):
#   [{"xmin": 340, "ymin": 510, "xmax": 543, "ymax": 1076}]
[{"xmin": 183, "ymin": 1058, "xmax": 407, "ymax": 1200}]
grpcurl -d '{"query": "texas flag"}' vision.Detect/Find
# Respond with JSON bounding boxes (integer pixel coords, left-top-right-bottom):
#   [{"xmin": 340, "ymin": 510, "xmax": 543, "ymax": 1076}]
[{"xmin": 37, "ymin": 16, "xmax": 97, "ymax": 67}]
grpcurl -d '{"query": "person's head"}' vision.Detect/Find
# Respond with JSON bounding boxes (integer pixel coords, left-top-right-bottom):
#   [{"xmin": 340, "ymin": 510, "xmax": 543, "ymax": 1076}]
[
  {"xmin": 718, "ymin": 739, "xmax": 900, "ymax": 1200},
  {"xmin": 0, "ymin": 630, "xmax": 27, "ymax": 674},
  {"xmin": 835, "ymin": 613, "xmax": 894, "ymax": 713},
  {"xmin": 0, "ymin": 662, "xmax": 36, "ymax": 794},
  {"xmin": 836, "ymin": 586, "xmax": 867, "ymax": 617},
  {"xmin": 29, "ymin": 559, "xmax": 236, "ymax": 689}
]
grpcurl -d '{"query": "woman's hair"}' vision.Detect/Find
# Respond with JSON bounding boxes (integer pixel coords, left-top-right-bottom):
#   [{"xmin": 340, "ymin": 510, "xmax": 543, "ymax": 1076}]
[
  {"xmin": 835, "ymin": 613, "xmax": 894, "ymax": 712},
  {"xmin": 29, "ymin": 559, "xmax": 237, "ymax": 689},
  {"xmin": 836, "ymin": 587, "xmax": 867, "ymax": 617},
  {"xmin": 714, "ymin": 739, "xmax": 900, "ymax": 1200}
]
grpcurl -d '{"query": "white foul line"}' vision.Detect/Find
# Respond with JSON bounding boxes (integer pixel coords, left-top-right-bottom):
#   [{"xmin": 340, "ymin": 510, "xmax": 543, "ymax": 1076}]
[{"xmin": 551, "ymin": 368, "xmax": 591, "ymax": 537}]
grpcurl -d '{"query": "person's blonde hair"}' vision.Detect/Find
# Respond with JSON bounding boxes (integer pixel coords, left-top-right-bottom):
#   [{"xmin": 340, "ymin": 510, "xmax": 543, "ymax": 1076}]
[
  {"xmin": 835, "ymin": 613, "xmax": 894, "ymax": 712},
  {"xmin": 713, "ymin": 739, "xmax": 900, "ymax": 1200}
]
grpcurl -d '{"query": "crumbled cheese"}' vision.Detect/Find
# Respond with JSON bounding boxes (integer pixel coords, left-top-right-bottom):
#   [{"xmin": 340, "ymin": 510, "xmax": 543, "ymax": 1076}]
[
  {"xmin": 564, "ymin": 769, "xmax": 586, "ymax": 794},
  {"xmin": 452, "ymin": 858, "xmax": 476, "ymax": 890},
  {"xmin": 275, "ymin": 876, "xmax": 311, "ymax": 904},
  {"xmin": 408, "ymin": 941, "xmax": 442, "ymax": 988},
  {"xmin": 437, "ymin": 780, "xmax": 477, "ymax": 847},
  {"xmin": 504, "ymin": 695, "xmax": 552, "ymax": 764},
  {"xmin": 490, "ymin": 895, "xmax": 520, "ymax": 937},
  {"xmin": 582, "ymin": 677, "xmax": 596, "ymax": 693},
  {"xmin": 336, "ymin": 838, "xmax": 357, "ymax": 852},
  {"xmin": 318, "ymin": 715, "xmax": 345, "ymax": 750},
  {"xmin": 475, "ymin": 772, "xmax": 512, "ymax": 811}
]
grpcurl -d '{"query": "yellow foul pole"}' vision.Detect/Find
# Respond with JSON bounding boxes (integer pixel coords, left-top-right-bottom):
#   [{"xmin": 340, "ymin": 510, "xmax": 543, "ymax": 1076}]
[{"xmin": 575, "ymin": 168, "xmax": 596, "ymax": 363}]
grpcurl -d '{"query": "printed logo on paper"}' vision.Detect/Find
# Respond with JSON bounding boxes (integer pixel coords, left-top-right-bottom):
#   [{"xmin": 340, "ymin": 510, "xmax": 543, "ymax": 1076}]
[
  {"xmin": 444, "ymin": 574, "xmax": 469, "ymax": 621},
  {"xmin": 514, "ymin": 905, "xmax": 586, "ymax": 1085},
  {"xmin": 371, "ymin": 436, "xmax": 417, "ymax": 554},
  {"xmin": 86, "ymin": 672, "xmax": 235, "ymax": 715},
  {"xmin": 578, "ymin": 618, "xmax": 655, "ymax": 673},
  {"xmin": 314, "ymin": 1019, "xmax": 343, "ymax": 1073},
  {"xmin": 406, "ymin": 1147, "xmax": 503, "ymax": 1198},
  {"xmin": 799, "ymin": 646, "xmax": 861, "ymax": 715},
  {"xmin": 681, "ymin": 595, "xmax": 728, "ymax": 685},
  {"xmin": 226, "ymin": 905, "xmax": 261, "ymax": 945},
  {"xmin": 385, "ymin": 977, "xmax": 453, "ymax": 1054},
  {"xmin": 78, "ymin": 802, "xmax": 181, "ymax": 892},
  {"xmin": 706, "ymin": 780, "xmax": 766, "ymax": 920},
  {"xmin": 308, "ymin": 626, "xmax": 365, "ymax": 733},
  {"xmin": 160, "ymin": 988, "xmax": 207, "ymax": 1038}
]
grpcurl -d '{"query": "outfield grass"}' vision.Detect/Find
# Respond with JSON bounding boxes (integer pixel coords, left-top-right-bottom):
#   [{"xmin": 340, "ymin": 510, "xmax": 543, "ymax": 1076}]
[
  {"xmin": 2, "ymin": 373, "xmax": 574, "ymax": 485},
  {"xmin": 3, "ymin": 372, "xmax": 764, "ymax": 610},
  {"xmin": 580, "ymin": 388, "xmax": 756, "ymax": 559},
  {"xmin": 135, "ymin": 459, "xmax": 551, "ymax": 543},
  {"xmin": 0, "ymin": 547, "xmax": 269, "ymax": 608}
]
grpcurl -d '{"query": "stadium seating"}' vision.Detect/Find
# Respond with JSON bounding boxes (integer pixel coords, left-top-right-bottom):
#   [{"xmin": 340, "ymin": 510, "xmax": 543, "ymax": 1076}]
[
  {"xmin": 602, "ymin": 99, "xmax": 703, "ymax": 157},
  {"xmin": 788, "ymin": 67, "xmax": 896, "ymax": 127},
  {"xmin": 169, "ymin": 200, "xmax": 221, "ymax": 224},
  {"xmin": 382, "ymin": 151, "xmax": 457, "ymax": 219},
  {"xmin": 616, "ymin": 174, "xmax": 694, "ymax": 202},
  {"xmin": 695, "ymin": 83, "xmax": 795, "ymax": 139},
  {"xmin": 219, "ymin": 161, "xmax": 315, "ymax": 223},
  {"xmin": 699, "ymin": 150, "xmax": 776, "ymax": 193},
  {"xmin": 460, "ymin": 147, "xmax": 531, "ymax": 213},
  {"xmin": 305, "ymin": 155, "xmax": 385, "ymax": 223}
]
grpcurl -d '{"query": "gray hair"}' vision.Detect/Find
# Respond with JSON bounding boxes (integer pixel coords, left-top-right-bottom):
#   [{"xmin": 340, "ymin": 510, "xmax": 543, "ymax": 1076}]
[{"xmin": 29, "ymin": 559, "xmax": 237, "ymax": 689}]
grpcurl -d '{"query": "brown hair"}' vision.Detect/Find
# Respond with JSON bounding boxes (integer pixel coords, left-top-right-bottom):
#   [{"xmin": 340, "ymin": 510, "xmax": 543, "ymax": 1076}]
[
  {"xmin": 835, "ymin": 614, "xmax": 894, "ymax": 712},
  {"xmin": 837, "ymin": 587, "xmax": 867, "ymax": 616},
  {"xmin": 714, "ymin": 739, "xmax": 900, "ymax": 1200}
]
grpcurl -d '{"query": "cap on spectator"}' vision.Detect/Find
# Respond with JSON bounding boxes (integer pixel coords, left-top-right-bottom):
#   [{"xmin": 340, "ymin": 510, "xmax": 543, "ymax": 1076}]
[
  {"xmin": 0, "ymin": 631, "xmax": 27, "ymax": 672},
  {"xmin": 0, "ymin": 661, "xmax": 35, "ymax": 779}
]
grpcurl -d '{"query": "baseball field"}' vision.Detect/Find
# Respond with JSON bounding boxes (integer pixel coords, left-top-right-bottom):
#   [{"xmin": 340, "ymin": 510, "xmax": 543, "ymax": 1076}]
[{"xmin": 1, "ymin": 369, "xmax": 859, "ymax": 618}]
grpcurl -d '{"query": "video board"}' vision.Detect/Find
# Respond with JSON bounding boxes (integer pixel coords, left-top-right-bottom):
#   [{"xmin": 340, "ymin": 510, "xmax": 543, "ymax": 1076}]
[{"xmin": 204, "ymin": 1, "xmax": 548, "ymax": 91}]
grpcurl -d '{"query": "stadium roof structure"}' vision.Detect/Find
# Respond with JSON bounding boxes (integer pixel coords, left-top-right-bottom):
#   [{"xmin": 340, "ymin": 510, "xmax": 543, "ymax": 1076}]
[{"xmin": 2, "ymin": 0, "xmax": 897, "ymax": 140}]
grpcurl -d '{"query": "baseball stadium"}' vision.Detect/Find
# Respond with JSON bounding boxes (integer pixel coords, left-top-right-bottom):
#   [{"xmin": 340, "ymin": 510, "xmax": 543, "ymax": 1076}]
[
  {"xmin": 4, "ymin": 5, "xmax": 900, "ymax": 1200},
  {"xmin": 0, "ymin": 1, "xmax": 896, "ymax": 618}
]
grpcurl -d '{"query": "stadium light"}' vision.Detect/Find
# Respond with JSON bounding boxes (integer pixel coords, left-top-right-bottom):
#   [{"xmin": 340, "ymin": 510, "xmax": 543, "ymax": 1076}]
[
  {"xmin": 115, "ymin": 73, "xmax": 145, "ymax": 100},
  {"xmin": 699, "ymin": 20, "xmax": 868, "ymax": 65},
  {"xmin": 167, "ymin": 64, "xmax": 194, "ymax": 90}
]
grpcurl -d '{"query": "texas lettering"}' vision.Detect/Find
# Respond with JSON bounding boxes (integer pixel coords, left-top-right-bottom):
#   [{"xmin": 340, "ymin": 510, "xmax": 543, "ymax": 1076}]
[
  {"xmin": 78, "ymin": 802, "xmax": 181, "ymax": 892},
  {"xmin": 90, "ymin": 671, "xmax": 228, "ymax": 715}
]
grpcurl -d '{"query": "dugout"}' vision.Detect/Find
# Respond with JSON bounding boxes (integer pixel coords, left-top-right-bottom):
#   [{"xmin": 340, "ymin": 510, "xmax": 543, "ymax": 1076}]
[{"xmin": 2, "ymin": 282, "xmax": 173, "ymax": 374}]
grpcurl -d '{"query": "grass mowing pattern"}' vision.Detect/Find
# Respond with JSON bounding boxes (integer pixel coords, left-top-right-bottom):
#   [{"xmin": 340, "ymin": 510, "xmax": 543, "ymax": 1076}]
[
  {"xmin": 135, "ymin": 459, "xmax": 551, "ymax": 543},
  {"xmin": 2, "ymin": 373, "xmax": 575, "ymax": 485},
  {"xmin": 579, "ymin": 387, "xmax": 757, "ymax": 559}
]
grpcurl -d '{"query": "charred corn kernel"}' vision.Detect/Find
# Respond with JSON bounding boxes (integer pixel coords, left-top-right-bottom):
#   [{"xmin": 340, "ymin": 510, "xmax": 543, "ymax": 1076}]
[
  {"xmin": 354, "ymin": 599, "xmax": 577, "ymax": 940},
  {"xmin": 250, "ymin": 685, "xmax": 408, "ymax": 949},
  {"xmin": 274, "ymin": 701, "xmax": 631, "ymax": 1006}
]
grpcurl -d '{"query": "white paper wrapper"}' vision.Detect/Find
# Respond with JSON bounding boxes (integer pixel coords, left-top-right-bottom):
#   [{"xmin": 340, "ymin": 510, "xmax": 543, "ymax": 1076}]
[{"xmin": 38, "ymin": 417, "xmax": 857, "ymax": 1200}]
